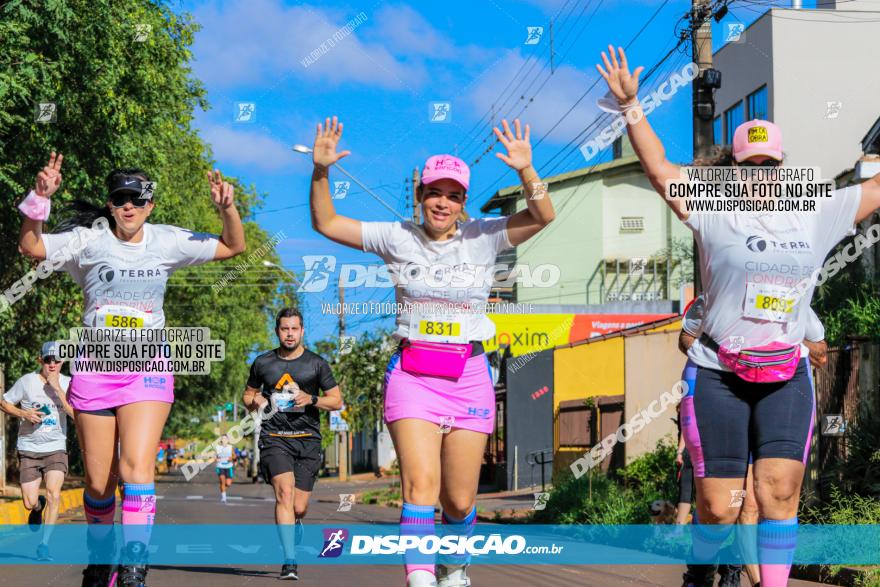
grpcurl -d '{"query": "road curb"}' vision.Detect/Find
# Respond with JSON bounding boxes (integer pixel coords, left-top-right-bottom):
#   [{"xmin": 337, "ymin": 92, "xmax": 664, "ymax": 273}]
[{"xmin": 0, "ymin": 488, "xmax": 84, "ymax": 528}]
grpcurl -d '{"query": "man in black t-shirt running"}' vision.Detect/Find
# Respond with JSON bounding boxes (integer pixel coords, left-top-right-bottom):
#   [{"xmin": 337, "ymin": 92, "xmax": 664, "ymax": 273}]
[{"xmin": 243, "ymin": 308, "xmax": 343, "ymax": 580}]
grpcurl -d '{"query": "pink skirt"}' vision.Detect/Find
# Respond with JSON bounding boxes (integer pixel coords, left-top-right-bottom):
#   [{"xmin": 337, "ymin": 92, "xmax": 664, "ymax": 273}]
[
  {"xmin": 69, "ymin": 371, "xmax": 174, "ymax": 411},
  {"xmin": 383, "ymin": 350, "xmax": 495, "ymax": 434}
]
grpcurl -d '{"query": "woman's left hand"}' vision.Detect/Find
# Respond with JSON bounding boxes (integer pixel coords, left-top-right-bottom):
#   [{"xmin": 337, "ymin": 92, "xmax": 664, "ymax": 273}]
[
  {"xmin": 207, "ymin": 169, "xmax": 235, "ymax": 210},
  {"xmin": 494, "ymin": 119, "xmax": 532, "ymax": 171}
]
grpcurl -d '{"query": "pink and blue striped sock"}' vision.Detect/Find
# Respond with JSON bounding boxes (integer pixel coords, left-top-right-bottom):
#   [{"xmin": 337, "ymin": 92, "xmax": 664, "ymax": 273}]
[
  {"xmin": 84, "ymin": 491, "xmax": 116, "ymax": 562},
  {"xmin": 440, "ymin": 506, "xmax": 477, "ymax": 567},
  {"xmin": 758, "ymin": 516, "xmax": 798, "ymax": 587},
  {"xmin": 121, "ymin": 483, "xmax": 156, "ymax": 550},
  {"xmin": 401, "ymin": 502, "xmax": 435, "ymax": 578}
]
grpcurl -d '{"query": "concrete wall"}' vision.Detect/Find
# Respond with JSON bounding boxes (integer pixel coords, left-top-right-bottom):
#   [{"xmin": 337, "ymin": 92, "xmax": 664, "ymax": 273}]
[
  {"xmin": 623, "ymin": 330, "xmax": 688, "ymax": 463},
  {"xmin": 713, "ymin": 11, "xmax": 775, "ymax": 129},
  {"xmin": 514, "ymin": 161, "xmax": 690, "ymax": 306},
  {"xmin": 713, "ymin": 7, "xmax": 880, "ymax": 176},
  {"xmin": 515, "ymin": 172, "xmax": 605, "ymax": 306},
  {"xmin": 554, "ymin": 337, "xmax": 625, "ymax": 405},
  {"xmin": 771, "ymin": 8, "xmax": 880, "ymax": 174}
]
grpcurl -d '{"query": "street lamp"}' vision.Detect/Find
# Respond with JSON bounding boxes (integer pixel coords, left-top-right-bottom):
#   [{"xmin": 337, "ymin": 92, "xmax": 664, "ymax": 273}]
[
  {"xmin": 262, "ymin": 260, "xmax": 300, "ymax": 284},
  {"xmin": 292, "ymin": 144, "xmax": 406, "ymax": 221}
]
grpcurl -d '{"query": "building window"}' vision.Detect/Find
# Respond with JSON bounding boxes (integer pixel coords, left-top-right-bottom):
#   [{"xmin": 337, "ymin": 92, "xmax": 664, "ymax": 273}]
[
  {"xmin": 724, "ymin": 101, "xmax": 744, "ymax": 145},
  {"xmin": 619, "ymin": 216, "xmax": 644, "ymax": 233},
  {"xmin": 747, "ymin": 85, "xmax": 768, "ymax": 121},
  {"xmin": 713, "ymin": 116, "xmax": 722, "ymax": 145}
]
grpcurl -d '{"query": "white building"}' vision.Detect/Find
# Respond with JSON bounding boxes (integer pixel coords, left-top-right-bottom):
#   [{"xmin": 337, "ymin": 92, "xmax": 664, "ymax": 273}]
[{"xmin": 713, "ymin": 0, "xmax": 880, "ymax": 177}]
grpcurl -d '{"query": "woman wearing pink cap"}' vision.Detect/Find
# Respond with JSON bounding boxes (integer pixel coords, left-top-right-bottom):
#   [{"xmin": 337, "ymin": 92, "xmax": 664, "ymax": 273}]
[
  {"xmin": 597, "ymin": 46, "xmax": 880, "ymax": 587},
  {"xmin": 309, "ymin": 116, "xmax": 555, "ymax": 587}
]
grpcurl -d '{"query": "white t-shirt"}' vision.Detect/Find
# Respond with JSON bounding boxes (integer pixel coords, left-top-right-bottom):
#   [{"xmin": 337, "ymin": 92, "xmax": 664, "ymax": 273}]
[
  {"xmin": 42, "ymin": 223, "xmax": 219, "ymax": 328},
  {"xmin": 3, "ymin": 372, "xmax": 71, "ymax": 453},
  {"xmin": 683, "ymin": 293, "xmax": 825, "ymax": 341},
  {"xmin": 216, "ymin": 445, "xmax": 234, "ymax": 468},
  {"xmin": 361, "ymin": 218, "xmax": 513, "ymax": 341},
  {"xmin": 685, "ymin": 185, "xmax": 860, "ymax": 370}
]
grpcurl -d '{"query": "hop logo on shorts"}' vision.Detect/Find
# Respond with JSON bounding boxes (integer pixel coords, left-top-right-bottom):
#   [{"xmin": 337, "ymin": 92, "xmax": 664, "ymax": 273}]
[
  {"xmin": 747, "ymin": 126, "xmax": 768, "ymax": 144},
  {"xmin": 746, "ymin": 235, "xmax": 767, "ymax": 253}
]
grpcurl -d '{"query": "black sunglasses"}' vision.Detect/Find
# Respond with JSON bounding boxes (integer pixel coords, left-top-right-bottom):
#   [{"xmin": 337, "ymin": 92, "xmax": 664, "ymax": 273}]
[
  {"xmin": 738, "ymin": 159, "xmax": 781, "ymax": 168},
  {"xmin": 42, "ymin": 356, "xmax": 60, "ymax": 364},
  {"xmin": 110, "ymin": 192, "xmax": 151, "ymax": 208}
]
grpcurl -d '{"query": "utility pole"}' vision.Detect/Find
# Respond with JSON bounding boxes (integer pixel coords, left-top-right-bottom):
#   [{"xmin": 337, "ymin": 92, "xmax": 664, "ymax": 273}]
[
  {"xmin": 549, "ymin": 20, "xmax": 556, "ymax": 74},
  {"xmin": 411, "ymin": 168, "xmax": 421, "ymax": 224},
  {"xmin": 691, "ymin": 0, "xmax": 715, "ymax": 297}
]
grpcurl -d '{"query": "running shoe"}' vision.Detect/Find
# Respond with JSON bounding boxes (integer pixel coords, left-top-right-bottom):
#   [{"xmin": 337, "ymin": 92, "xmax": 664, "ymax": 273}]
[
  {"xmin": 28, "ymin": 495, "xmax": 46, "ymax": 529},
  {"xmin": 279, "ymin": 560, "xmax": 298, "ymax": 580},
  {"xmin": 718, "ymin": 564, "xmax": 743, "ymax": 587},
  {"xmin": 407, "ymin": 570, "xmax": 438, "ymax": 587},
  {"xmin": 36, "ymin": 543, "xmax": 53, "ymax": 561},
  {"xmin": 437, "ymin": 563, "xmax": 471, "ymax": 587},
  {"xmin": 118, "ymin": 564, "xmax": 148, "ymax": 587},
  {"xmin": 119, "ymin": 541, "xmax": 149, "ymax": 587},
  {"xmin": 681, "ymin": 564, "xmax": 717, "ymax": 587},
  {"xmin": 81, "ymin": 564, "xmax": 117, "ymax": 587}
]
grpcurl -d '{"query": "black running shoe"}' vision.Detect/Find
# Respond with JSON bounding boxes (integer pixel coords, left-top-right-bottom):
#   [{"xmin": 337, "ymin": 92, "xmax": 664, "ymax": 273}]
[
  {"xmin": 280, "ymin": 560, "xmax": 299, "ymax": 580},
  {"xmin": 118, "ymin": 564, "xmax": 148, "ymax": 587},
  {"xmin": 119, "ymin": 541, "xmax": 149, "ymax": 586},
  {"xmin": 28, "ymin": 495, "xmax": 46, "ymax": 529},
  {"xmin": 718, "ymin": 564, "xmax": 743, "ymax": 587},
  {"xmin": 81, "ymin": 564, "xmax": 116, "ymax": 587},
  {"xmin": 681, "ymin": 564, "xmax": 717, "ymax": 587}
]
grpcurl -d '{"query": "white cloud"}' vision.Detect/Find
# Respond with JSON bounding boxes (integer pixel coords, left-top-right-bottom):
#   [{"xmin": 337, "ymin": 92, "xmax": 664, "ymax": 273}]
[
  {"xmin": 200, "ymin": 124, "xmax": 296, "ymax": 172},
  {"xmin": 191, "ymin": 0, "xmax": 419, "ymax": 90},
  {"xmin": 465, "ymin": 51, "xmax": 601, "ymax": 146}
]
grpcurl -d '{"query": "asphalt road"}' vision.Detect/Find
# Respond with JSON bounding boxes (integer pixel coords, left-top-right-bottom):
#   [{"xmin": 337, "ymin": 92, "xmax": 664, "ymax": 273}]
[{"xmin": 0, "ymin": 467, "xmax": 830, "ymax": 586}]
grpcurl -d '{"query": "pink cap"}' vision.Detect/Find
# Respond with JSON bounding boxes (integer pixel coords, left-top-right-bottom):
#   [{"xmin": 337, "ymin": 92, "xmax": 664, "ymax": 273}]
[
  {"xmin": 421, "ymin": 155, "xmax": 470, "ymax": 191},
  {"xmin": 732, "ymin": 119, "xmax": 784, "ymax": 162}
]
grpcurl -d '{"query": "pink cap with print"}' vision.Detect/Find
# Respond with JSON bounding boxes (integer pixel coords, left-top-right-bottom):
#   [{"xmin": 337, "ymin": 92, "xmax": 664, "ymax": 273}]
[
  {"xmin": 732, "ymin": 119, "xmax": 784, "ymax": 162},
  {"xmin": 421, "ymin": 154, "xmax": 470, "ymax": 191}
]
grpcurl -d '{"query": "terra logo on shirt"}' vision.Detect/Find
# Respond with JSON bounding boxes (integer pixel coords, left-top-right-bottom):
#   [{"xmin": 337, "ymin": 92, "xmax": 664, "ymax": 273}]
[{"xmin": 745, "ymin": 235, "xmax": 811, "ymax": 254}]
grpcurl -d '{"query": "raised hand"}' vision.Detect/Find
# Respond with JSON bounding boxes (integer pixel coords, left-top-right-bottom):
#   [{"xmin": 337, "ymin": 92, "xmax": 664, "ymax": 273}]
[
  {"xmin": 207, "ymin": 169, "xmax": 234, "ymax": 210},
  {"xmin": 313, "ymin": 116, "xmax": 351, "ymax": 169},
  {"xmin": 596, "ymin": 45, "xmax": 644, "ymax": 106},
  {"xmin": 493, "ymin": 119, "xmax": 532, "ymax": 171},
  {"xmin": 35, "ymin": 152, "xmax": 63, "ymax": 198}
]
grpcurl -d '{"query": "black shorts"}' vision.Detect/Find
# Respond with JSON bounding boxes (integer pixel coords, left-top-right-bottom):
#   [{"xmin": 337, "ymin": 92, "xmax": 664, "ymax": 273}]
[
  {"xmin": 259, "ymin": 435, "xmax": 322, "ymax": 492},
  {"xmin": 677, "ymin": 449, "xmax": 695, "ymax": 504},
  {"xmin": 684, "ymin": 359, "xmax": 814, "ymax": 479}
]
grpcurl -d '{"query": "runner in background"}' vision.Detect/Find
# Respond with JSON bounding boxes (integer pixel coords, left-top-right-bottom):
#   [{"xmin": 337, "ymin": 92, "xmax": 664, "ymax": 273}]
[
  {"xmin": 308, "ymin": 116, "xmax": 555, "ymax": 587},
  {"xmin": 0, "ymin": 341, "xmax": 73, "ymax": 561},
  {"xmin": 243, "ymin": 308, "xmax": 343, "ymax": 581},
  {"xmin": 17, "ymin": 154, "xmax": 246, "ymax": 587},
  {"xmin": 214, "ymin": 435, "xmax": 236, "ymax": 503}
]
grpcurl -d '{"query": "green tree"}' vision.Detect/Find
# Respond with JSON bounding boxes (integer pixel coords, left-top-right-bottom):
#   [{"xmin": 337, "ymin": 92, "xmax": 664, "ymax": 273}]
[
  {"xmin": 313, "ymin": 331, "xmax": 395, "ymax": 433},
  {"xmin": 0, "ymin": 1, "xmax": 297, "ymax": 448}
]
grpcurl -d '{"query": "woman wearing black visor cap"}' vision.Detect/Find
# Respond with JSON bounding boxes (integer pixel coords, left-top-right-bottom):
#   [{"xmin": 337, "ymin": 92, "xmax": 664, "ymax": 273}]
[{"xmin": 17, "ymin": 153, "xmax": 246, "ymax": 587}]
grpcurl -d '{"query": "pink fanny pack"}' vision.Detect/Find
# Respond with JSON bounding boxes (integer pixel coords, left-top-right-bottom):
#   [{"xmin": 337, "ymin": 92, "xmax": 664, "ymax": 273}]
[
  {"xmin": 400, "ymin": 339, "xmax": 473, "ymax": 379},
  {"xmin": 700, "ymin": 334, "xmax": 800, "ymax": 383}
]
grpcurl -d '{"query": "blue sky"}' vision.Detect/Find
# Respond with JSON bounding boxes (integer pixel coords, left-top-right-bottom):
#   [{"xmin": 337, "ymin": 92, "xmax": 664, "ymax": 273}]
[{"xmin": 176, "ymin": 0, "xmax": 809, "ymax": 343}]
